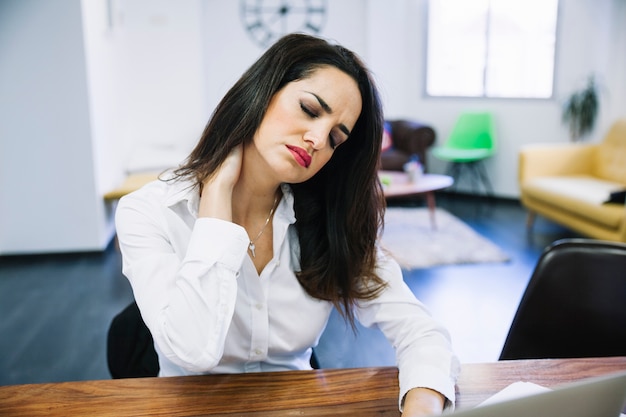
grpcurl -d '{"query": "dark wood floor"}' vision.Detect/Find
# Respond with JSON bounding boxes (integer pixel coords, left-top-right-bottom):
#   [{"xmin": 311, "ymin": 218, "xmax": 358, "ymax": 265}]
[{"xmin": 0, "ymin": 193, "xmax": 580, "ymax": 386}]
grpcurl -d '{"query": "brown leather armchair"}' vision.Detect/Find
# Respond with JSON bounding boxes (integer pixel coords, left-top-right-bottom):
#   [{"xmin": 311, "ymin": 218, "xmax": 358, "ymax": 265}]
[{"xmin": 380, "ymin": 120, "xmax": 436, "ymax": 172}]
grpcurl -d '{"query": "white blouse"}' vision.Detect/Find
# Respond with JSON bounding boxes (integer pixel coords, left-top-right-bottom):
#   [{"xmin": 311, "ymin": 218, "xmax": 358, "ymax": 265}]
[{"xmin": 115, "ymin": 178, "xmax": 459, "ymax": 410}]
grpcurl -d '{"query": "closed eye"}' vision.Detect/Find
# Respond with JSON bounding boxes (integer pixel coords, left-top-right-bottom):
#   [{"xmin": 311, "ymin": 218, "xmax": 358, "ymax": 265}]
[
  {"xmin": 301, "ymin": 100, "xmax": 347, "ymax": 150},
  {"xmin": 300, "ymin": 103, "xmax": 318, "ymax": 118},
  {"xmin": 329, "ymin": 133, "xmax": 339, "ymax": 149}
]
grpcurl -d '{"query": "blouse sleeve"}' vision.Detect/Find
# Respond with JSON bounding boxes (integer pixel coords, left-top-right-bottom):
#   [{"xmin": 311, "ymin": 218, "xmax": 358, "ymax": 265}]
[
  {"xmin": 115, "ymin": 189, "xmax": 249, "ymax": 372},
  {"xmin": 354, "ymin": 250, "xmax": 460, "ymax": 411}
]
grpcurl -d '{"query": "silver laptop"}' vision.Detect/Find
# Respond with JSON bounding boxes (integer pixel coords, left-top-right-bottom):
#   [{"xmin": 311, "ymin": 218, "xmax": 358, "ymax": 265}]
[{"xmin": 448, "ymin": 371, "xmax": 626, "ymax": 417}]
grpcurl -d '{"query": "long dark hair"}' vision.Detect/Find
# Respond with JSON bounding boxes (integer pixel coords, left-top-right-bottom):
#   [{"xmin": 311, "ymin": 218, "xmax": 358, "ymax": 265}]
[{"xmin": 173, "ymin": 33, "xmax": 386, "ymax": 328}]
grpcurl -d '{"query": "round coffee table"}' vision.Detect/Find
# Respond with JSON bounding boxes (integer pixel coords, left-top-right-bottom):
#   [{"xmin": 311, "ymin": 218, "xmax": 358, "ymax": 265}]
[{"xmin": 379, "ymin": 170, "xmax": 454, "ymax": 229}]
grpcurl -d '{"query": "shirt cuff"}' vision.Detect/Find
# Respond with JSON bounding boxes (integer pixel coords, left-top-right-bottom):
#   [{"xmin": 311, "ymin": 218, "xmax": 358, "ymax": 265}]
[{"xmin": 399, "ymin": 363, "xmax": 458, "ymax": 412}]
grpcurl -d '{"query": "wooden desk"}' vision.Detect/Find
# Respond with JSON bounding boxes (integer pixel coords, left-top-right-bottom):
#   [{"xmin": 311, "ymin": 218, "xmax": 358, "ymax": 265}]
[{"xmin": 1, "ymin": 357, "xmax": 624, "ymax": 416}]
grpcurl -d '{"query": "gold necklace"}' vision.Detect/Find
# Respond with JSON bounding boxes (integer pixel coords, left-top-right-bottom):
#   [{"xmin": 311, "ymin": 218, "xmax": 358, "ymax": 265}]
[{"xmin": 248, "ymin": 194, "xmax": 279, "ymax": 258}]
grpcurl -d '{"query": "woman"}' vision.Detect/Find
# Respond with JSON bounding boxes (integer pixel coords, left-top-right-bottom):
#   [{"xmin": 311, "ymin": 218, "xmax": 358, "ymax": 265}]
[{"xmin": 116, "ymin": 33, "xmax": 459, "ymax": 416}]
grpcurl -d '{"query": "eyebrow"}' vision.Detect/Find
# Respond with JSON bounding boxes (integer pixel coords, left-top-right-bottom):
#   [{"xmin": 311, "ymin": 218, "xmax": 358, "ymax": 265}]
[{"xmin": 308, "ymin": 92, "xmax": 352, "ymax": 137}]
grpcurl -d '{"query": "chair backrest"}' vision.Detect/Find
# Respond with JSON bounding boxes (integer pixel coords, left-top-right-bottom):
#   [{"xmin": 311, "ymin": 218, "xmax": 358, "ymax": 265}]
[
  {"xmin": 107, "ymin": 301, "xmax": 160, "ymax": 378},
  {"xmin": 499, "ymin": 238, "xmax": 626, "ymax": 360},
  {"xmin": 446, "ymin": 112, "xmax": 496, "ymax": 151}
]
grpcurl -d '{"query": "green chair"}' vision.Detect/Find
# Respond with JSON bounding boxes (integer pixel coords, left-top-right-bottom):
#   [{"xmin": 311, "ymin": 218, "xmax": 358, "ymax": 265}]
[{"xmin": 432, "ymin": 112, "xmax": 496, "ymax": 196}]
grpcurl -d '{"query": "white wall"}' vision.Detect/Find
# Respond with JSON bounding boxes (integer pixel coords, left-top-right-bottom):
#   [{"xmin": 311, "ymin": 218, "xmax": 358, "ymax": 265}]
[
  {"xmin": 603, "ymin": 0, "xmax": 626, "ymax": 130},
  {"xmin": 0, "ymin": 0, "xmax": 111, "ymax": 254},
  {"xmin": 88, "ymin": 0, "xmax": 208, "ymax": 174},
  {"xmin": 201, "ymin": 0, "xmax": 368, "ymax": 126},
  {"xmin": 1, "ymin": 0, "xmax": 625, "ymax": 254}
]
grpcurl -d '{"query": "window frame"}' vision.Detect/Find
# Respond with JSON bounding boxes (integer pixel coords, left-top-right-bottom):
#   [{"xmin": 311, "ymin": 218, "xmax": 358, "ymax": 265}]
[{"xmin": 423, "ymin": 0, "xmax": 561, "ymax": 100}]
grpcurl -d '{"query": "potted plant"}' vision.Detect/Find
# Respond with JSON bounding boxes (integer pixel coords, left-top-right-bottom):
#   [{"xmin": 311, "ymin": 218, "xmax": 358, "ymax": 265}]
[{"xmin": 562, "ymin": 75, "xmax": 600, "ymax": 142}]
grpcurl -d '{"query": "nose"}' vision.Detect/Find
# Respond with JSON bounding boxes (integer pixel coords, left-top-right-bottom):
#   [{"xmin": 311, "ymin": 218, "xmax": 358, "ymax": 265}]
[{"xmin": 303, "ymin": 129, "xmax": 329, "ymax": 150}]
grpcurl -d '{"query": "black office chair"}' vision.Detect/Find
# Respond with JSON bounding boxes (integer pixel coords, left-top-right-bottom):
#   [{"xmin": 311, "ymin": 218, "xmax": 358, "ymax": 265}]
[
  {"xmin": 499, "ymin": 238, "xmax": 626, "ymax": 360},
  {"xmin": 107, "ymin": 301, "xmax": 159, "ymax": 378},
  {"xmin": 107, "ymin": 301, "xmax": 320, "ymax": 378}
]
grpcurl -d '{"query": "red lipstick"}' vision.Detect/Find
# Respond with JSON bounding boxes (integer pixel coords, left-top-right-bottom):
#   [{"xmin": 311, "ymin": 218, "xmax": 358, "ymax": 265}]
[{"xmin": 286, "ymin": 145, "xmax": 312, "ymax": 168}]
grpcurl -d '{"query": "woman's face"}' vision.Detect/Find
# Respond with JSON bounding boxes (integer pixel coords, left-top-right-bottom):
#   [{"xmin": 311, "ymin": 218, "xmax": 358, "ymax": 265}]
[{"xmin": 250, "ymin": 65, "xmax": 362, "ymax": 184}]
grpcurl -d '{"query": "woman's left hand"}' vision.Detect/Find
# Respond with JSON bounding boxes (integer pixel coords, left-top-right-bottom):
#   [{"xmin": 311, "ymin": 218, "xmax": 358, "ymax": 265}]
[{"xmin": 401, "ymin": 387, "xmax": 446, "ymax": 417}]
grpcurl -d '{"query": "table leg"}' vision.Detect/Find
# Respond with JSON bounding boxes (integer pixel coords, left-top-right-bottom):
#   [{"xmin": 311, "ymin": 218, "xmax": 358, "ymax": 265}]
[{"xmin": 426, "ymin": 191, "xmax": 437, "ymax": 230}]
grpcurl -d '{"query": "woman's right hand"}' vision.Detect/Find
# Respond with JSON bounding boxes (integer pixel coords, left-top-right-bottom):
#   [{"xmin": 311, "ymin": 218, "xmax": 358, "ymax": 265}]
[{"xmin": 198, "ymin": 144, "xmax": 243, "ymax": 220}]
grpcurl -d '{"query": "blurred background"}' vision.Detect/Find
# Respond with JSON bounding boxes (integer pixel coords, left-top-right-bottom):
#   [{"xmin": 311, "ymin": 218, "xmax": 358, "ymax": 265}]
[{"xmin": 1, "ymin": 0, "xmax": 624, "ymax": 255}]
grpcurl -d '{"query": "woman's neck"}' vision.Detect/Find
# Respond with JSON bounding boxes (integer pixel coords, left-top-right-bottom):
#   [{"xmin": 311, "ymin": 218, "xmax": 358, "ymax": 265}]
[
  {"xmin": 233, "ymin": 144, "xmax": 282, "ymax": 221},
  {"xmin": 231, "ymin": 171, "xmax": 281, "ymax": 226}
]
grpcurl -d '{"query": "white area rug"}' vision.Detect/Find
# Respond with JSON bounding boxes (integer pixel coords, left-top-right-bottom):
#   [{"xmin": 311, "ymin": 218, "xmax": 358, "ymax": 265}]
[{"xmin": 381, "ymin": 207, "xmax": 510, "ymax": 269}]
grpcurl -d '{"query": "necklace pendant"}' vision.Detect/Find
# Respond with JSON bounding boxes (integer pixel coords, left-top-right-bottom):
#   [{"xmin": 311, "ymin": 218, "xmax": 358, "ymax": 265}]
[{"xmin": 247, "ymin": 193, "xmax": 279, "ymax": 260}]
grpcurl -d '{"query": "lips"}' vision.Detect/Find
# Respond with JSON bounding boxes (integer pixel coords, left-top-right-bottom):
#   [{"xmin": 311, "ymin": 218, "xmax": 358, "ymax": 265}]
[{"xmin": 286, "ymin": 145, "xmax": 312, "ymax": 168}]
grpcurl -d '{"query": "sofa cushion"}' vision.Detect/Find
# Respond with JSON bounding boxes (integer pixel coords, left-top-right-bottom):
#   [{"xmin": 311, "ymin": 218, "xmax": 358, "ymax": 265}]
[
  {"xmin": 595, "ymin": 119, "xmax": 626, "ymax": 183},
  {"xmin": 523, "ymin": 175, "xmax": 626, "ymax": 229},
  {"xmin": 381, "ymin": 148, "xmax": 412, "ymax": 171}
]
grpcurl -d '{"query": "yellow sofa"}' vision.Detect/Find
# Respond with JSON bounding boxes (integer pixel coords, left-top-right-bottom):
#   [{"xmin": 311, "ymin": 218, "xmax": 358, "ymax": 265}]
[{"xmin": 519, "ymin": 118, "xmax": 626, "ymax": 242}]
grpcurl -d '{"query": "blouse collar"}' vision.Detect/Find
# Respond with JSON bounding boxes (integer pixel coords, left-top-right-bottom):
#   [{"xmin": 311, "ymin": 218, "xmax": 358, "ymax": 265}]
[{"xmin": 163, "ymin": 177, "xmax": 296, "ymax": 226}]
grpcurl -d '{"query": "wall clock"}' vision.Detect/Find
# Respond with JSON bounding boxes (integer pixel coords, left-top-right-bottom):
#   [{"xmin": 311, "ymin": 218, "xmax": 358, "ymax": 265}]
[{"xmin": 240, "ymin": 0, "xmax": 327, "ymax": 48}]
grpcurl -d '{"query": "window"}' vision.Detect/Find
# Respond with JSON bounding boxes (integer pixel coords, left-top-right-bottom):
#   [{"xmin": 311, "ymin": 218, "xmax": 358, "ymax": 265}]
[{"xmin": 426, "ymin": 0, "xmax": 559, "ymax": 99}]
